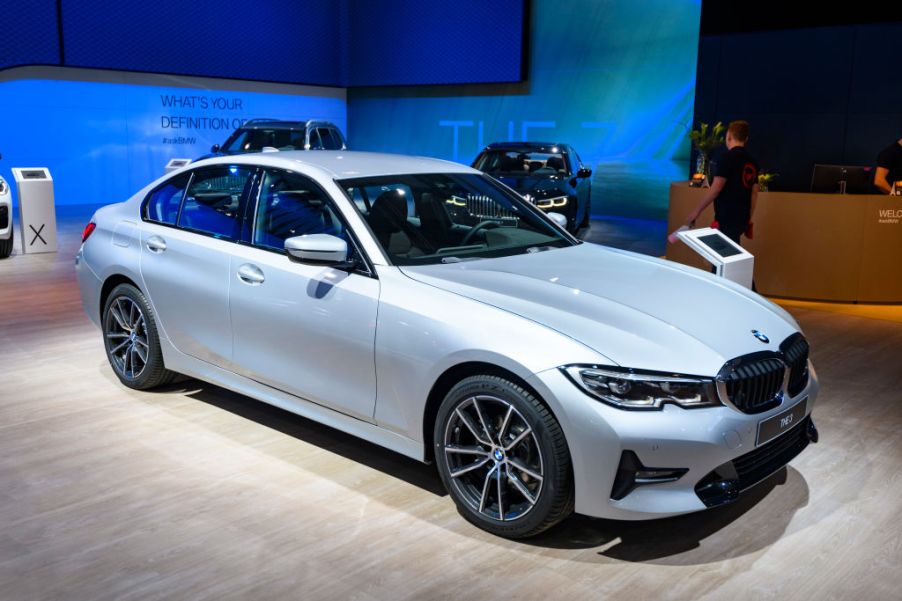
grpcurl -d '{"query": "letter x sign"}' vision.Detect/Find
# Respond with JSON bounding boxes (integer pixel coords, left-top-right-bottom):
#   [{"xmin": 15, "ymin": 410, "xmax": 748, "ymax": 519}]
[{"xmin": 29, "ymin": 224, "xmax": 47, "ymax": 246}]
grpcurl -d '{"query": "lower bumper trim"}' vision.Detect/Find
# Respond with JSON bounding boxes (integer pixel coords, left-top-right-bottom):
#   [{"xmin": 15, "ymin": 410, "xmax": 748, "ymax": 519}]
[{"xmin": 695, "ymin": 415, "xmax": 817, "ymax": 508}]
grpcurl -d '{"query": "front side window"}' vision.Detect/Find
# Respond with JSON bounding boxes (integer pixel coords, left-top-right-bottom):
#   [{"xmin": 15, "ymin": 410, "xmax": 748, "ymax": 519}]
[
  {"xmin": 253, "ymin": 169, "xmax": 352, "ymax": 254},
  {"xmin": 340, "ymin": 173, "xmax": 573, "ymax": 266},
  {"xmin": 178, "ymin": 166, "xmax": 254, "ymax": 239},
  {"xmin": 143, "ymin": 172, "xmax": 190, "ymax": 225}
]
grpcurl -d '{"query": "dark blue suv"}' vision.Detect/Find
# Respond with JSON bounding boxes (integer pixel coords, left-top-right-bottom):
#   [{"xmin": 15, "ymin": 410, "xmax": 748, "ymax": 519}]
[{"xmin": 472, "ymin": 142, "xmax": 593, "ymax": 233}]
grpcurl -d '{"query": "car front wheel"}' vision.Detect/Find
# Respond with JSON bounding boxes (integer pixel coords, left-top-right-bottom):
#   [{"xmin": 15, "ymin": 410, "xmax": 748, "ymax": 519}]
[
  {"xmin": 102, "ymin": 283, "xmax": 175, "ymax": 390},
  {"xmin": 434, "ymin": 375, "xmax": 573, "ymax": 538}
]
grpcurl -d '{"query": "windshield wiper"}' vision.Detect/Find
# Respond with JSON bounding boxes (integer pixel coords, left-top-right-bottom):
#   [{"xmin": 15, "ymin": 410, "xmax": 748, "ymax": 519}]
[
  {"xmin": 440, "ymin": 256, "xmax": 482, "ymax": 264},
  {"xmin": 526, "ymin": 245, "xmax": 555, "ymax": 254}
]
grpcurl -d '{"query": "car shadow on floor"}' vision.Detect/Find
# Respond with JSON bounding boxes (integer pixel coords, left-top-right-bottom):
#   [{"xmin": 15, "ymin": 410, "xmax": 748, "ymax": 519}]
[
  {"xmin": 161, "ymin": 378, "xmax": 448, "ymax": 497},
  {"xmin": 523, "ymin": 467, "xmax": 810, "ymax": 564},
  {"xmin": 154, "ymin": 377, "xmax": 810, "ymax": 562}
]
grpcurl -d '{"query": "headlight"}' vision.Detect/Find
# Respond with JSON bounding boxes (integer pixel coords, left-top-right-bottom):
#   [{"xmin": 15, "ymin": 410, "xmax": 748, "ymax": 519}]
[
  {"xmin": 535, "ymin": 195, "xmax": 568, "ymax": 209},
  {"xmin": 562, "ymin": 365, "xmax": 720, "ymax": 410}
]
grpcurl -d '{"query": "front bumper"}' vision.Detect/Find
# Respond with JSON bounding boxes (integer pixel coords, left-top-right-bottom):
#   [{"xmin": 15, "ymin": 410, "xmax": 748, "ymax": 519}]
[
  {"xmin": 527, "ymin": 364, "xmax": 819, "ymax": 520},
  {"xmin": 0, "ymin": 190, "xmax": 11, "ymax": 239}
]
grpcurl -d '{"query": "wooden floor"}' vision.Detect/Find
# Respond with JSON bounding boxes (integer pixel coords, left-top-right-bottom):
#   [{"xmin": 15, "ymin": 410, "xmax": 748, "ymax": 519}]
[{"xmin": 1, "ymin": 213, "xmax": 901, "ymax": 601}]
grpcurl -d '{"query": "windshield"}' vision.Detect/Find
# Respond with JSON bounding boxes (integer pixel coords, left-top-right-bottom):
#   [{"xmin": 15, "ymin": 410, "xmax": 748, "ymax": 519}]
[
  {"xmin": 221, "ymin": 128, "xmax": 306, "ymax": 152},
  {"xmin": 474, "ymin": 149, "xmax": 569, "ymax": 177},
  {"xmin": 340, "ymin": 173, "xmax": 575, "ymax": 266}
]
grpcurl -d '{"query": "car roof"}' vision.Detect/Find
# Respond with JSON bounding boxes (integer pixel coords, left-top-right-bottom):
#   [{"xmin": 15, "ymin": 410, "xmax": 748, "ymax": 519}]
[
  {"xmin": 483, "ymin": 142, "xmax": 569, "ymax": 152},
  {"xmin": 188, "ymin": 151, "xmax": 479, "ymax": 179}
]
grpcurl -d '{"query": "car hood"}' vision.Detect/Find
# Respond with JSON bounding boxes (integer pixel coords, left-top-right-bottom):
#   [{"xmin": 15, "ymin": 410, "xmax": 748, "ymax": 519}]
[
  {"xmin": 399, "ymin": 243, "xmax": 800, "ymax": 376},
  {"xmin": 493, "ymin": 174, "xmax": 571, "ymax": 196}
]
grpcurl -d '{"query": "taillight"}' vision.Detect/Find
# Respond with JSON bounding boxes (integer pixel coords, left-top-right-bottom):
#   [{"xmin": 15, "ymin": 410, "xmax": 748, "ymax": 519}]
[{"xmin": 82, "ymin": 222, "xmax": 96, "ymax": 242}]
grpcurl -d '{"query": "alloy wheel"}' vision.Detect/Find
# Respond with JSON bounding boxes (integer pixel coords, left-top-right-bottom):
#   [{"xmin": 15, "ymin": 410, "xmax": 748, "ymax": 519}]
[
  {"xmin": 104, "ymin": 296, "xmax": 149, "ymax": 380},
  {"xmin": 442, "ymin": 395, "xmax": 544, "ymax": 521}
]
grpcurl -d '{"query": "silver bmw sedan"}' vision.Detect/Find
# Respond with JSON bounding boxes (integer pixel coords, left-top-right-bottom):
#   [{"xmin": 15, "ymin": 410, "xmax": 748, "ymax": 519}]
[{"xmin": 75, "ymin": 151, "xmax": 818, "ymax": 538}]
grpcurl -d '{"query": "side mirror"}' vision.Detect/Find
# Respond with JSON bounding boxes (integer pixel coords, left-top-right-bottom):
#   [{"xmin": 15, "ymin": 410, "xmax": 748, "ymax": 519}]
[
  {"xmin": 547, "ymin": 212, "xmax": 568, "ymax": 228},
  {"xmin": 577, "ymin": 167, "xmax": 592, "ymax": 178},
  {"xmin": 211, "ymin": 144, "xmax": 220, "ymax": 153},
  {"xmin": 285, "ymin": 234, "xmax": 354, "ymax": 267}
]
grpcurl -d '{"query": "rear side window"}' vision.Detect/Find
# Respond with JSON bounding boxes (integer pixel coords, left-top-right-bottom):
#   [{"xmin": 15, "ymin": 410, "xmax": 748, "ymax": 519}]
[
  {"xmin": 318, "ymin": 128, "xmax": 343, "ymax": 150},
  {"xmin": 144, "ymin": 173, "xmax": 190, "ymax": 225},
  {"xmin": 308, "ymin": 129, "xmax": 323, "ymax": 150},
  {"xmin": 178, "ymin": 166, "xmax": 254, "ymax": 239}
]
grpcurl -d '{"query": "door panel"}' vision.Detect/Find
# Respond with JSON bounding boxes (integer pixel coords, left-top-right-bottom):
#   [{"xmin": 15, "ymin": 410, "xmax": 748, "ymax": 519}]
[
  {"xmin": 229, "ymin": 248, "xmax": 379, "ymax": 420},
  {"xmin": 140, "ymin": 225, "xmax": 234, "ymax": 365}
]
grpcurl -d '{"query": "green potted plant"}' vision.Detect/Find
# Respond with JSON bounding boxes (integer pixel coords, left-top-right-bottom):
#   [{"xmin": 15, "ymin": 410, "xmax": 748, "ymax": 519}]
[
  {"xmin": 758, "ymin": 171, "xmax": 778, "ymax": 192},
  {"xmin": 689, "ymin": 121, "xmax": 725, "ymax": 183}
]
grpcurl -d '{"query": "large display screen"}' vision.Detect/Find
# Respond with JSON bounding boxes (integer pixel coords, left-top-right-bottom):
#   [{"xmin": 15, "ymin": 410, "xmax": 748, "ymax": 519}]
[
  {"xmin": 1, "ymin": 0, "xmax": 526, "ymax": 87},
  {"xmin": 0, "ymin": 76, "xmax": 346, "ymax": 206}
]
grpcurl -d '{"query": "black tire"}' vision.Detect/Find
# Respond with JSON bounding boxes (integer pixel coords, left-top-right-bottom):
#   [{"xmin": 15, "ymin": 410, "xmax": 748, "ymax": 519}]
[
  {"xmin": 0, "ymin": 228, "xmax": 13, "ymax": 258},
  {"xmin": 434, "ymin": 375, "xmax": 573, "ymax": 538},
  {"xmin": 102, "ymin": 283, "xmax": 176, "ymax": 390}
]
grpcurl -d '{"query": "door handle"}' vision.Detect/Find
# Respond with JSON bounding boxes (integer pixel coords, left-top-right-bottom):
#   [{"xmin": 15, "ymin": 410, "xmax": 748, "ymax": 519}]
[
  {"xmin": 237, "ymin": 263, "xmax": 265, "ymax": 285},
  {"xmin": 146, "ymin": 235, "xmax": 167, "ymax": 253}
]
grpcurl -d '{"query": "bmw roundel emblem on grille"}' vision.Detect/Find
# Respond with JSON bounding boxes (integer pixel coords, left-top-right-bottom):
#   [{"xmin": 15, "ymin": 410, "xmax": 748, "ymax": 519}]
[{"xmin": 751, "ymin": 330, "xmax": 770, "ymax": 343}]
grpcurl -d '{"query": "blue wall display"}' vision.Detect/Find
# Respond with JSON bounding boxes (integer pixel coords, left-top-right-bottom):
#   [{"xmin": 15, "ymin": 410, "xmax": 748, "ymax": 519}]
[
  {"xmin": 0, "ymin": 75, "xmax": 346, "ymax": 206},
  {"xmin": 347, "ymin": 0, "xmax": 702, "ymax": 221}
]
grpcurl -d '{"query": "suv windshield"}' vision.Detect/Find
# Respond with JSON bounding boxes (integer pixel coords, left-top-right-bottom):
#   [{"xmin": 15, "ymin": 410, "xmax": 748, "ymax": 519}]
[
  {"xmin": 474, "ymin": 150, "xmax": 569, "ymax": 177},
  {"xmin": 221, "ymin": 128, "xmax": 308, "ymax": 152},
  {"xmin": 340, "ymin": 173, "xmax": 574, "ymax": 266}
]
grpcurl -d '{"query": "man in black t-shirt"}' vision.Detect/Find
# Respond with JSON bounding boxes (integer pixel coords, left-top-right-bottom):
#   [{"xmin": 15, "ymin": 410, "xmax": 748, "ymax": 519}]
[
  {"xmin": 685, "ymin": 120, "xmax": 759, "ymax": 245},
  {"xmin": 874, "ymin": 138, "xmax": 902, "ymax": 194}
]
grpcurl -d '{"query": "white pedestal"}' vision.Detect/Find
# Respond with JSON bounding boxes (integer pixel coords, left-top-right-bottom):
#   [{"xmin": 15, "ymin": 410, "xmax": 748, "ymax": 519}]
[
  {"xmin": 676, "ymin": 227, "xmax": 754, "ymax": 289},
  {"xmin": 12, "ymin": 168, "xmax": 57, "ymax": 254}
]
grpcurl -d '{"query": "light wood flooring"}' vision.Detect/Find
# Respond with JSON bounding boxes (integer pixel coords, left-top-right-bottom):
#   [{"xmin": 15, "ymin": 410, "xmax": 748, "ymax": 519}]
[{"xmin": 1, "ymin": 211, "xmax": 900, "ymax": 601}]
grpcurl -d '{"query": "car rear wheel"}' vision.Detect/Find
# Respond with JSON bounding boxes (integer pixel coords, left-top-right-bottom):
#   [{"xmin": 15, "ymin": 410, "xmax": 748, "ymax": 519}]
[
  {"xmin": 434, "ymin": 375, "xmax": 573, "ymax": 538},
  {"xmin": 0, "ymin": 228, "xmax": 13, "ymax": 258},
  {"xmin": 102, "ymin": 283, "xmax": 175, "ymax": 390}
]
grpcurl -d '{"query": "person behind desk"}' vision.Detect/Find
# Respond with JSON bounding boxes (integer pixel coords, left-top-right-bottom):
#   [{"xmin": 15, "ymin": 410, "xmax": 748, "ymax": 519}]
[
  {"xmin": 684, "ymin": 120, "xmax": 759, "ymax": 246},
  {"xmin": 874, "ymin": 137, "xmax": 902, "ymax": 194}
]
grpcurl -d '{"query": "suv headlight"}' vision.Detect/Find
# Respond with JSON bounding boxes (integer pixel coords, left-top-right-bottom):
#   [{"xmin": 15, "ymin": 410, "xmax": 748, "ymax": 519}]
[
  {"xmin": 562, "ymin": 365, "xmax": 720, "ymax": 410},
  {"xmin": 535, "ymin": 195, "xmax": 568, "ymax": 209}
]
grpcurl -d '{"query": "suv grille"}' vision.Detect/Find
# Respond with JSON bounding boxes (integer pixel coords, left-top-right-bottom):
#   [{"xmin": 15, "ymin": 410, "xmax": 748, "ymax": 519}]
[
  {"xmin": 781, "ymin": 334, "xmax": 810, "ymax": 397},
  {"xmin": 0, "ymin": 205, "xmax": 8, "ymax": 230},
  {"xmin": 721, "ymin": 357, "xmax": 785, "ymax": 413}
]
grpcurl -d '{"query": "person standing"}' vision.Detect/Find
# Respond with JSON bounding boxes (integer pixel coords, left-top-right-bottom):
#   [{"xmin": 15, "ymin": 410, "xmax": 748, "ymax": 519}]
[
  {"xmin": 684, "ymin": 120, "xmax": 759, "ymax": 246},
  {"xmin": 873, "ymin": 137, "xmax": 902, "ymax": 194}
]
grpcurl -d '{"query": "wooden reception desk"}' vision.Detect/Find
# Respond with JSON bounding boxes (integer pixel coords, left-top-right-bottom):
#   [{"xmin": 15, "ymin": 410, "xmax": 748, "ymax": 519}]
[{"xmin": 667, "ymin": 183, "xmax": 902, "ymax": 302}]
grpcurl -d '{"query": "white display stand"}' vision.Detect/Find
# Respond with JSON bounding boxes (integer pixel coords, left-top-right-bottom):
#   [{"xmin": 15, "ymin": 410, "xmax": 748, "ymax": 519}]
[
  {"xmin": 11, "ymin": 168, "xmax": 57, "ymax": 254},
  {"xmin": 164, "ymin": 158, "xmax": 192, "ymax": 174},
  {"xmin": 676, "ymin": 227, "xmax": 754, "ymax": 289}
]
